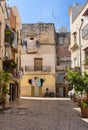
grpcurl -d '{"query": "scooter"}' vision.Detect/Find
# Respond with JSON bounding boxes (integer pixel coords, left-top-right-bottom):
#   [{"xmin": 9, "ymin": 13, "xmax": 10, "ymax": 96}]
[{"xmin": 44, "ymin": 91, "xmax": 55, "ymax": 97}]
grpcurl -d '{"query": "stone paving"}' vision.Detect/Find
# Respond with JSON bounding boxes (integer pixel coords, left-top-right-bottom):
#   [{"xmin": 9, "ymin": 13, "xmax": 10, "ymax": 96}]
[{"xmin": 0, "ymin": 98, "xmax": 88, "ymax": 130}]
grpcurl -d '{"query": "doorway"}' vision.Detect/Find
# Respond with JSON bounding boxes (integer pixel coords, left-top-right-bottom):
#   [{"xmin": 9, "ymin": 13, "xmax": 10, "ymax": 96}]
[{"xmin": 34, "ymin": 86, "xmax": 39, "ymax": 97}]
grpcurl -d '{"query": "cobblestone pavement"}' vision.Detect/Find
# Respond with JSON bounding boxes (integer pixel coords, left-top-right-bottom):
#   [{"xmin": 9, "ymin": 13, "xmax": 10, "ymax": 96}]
[{"xmin": 0, "ymin": 98, "xmax": 88, "ymax": 130}]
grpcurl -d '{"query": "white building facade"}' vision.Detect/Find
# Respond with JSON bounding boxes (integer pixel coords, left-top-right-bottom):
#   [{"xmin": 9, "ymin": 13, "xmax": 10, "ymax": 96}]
[{"xmin": 68, "ymin": 1, "xmax": 88, "ymax": 73}]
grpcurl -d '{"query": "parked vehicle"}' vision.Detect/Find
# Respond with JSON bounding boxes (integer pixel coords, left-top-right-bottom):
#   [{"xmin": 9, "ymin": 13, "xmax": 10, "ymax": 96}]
[{"xmin": 44, "ymin": 88, "xmax": 55, "ymax": 97}]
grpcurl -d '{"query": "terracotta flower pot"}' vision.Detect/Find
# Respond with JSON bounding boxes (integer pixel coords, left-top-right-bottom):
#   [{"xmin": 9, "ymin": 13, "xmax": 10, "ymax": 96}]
[
  {"xmin": 81, "ymin": 107, "xmax": 88, "ymax": 118},
  {"xmin": 73, "ymin": 97, "xmax": 78, "ymax": 102}
]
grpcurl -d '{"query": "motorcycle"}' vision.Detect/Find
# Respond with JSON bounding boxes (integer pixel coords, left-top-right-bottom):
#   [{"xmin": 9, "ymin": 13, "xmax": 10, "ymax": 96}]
[{"xmin": 44, "ymin": 91, "xmax": 55, "ymax": 97}]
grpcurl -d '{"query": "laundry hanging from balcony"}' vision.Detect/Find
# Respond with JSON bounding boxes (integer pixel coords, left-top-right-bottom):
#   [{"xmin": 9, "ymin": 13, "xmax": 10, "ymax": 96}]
[
  {"xmin": 11, "ymin": 32, "xmax": 18, "ymax": 49},
  {"xmin": 21, "ymin": 39, "xmax": 40, "ymax": 53},
  {"xmin": 27, "ymin": 39, "xmax": 37, "ymax": 53}
]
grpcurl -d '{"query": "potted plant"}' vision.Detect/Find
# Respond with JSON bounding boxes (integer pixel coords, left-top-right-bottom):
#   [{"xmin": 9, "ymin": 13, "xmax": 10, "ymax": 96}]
[
  {"xmin": 0, "ymin": 70, "xmax": 11, "ymax": 108},
  {"xmin": 67, "ymin": 69, "xmax": 88, "ymax": 118},
  {"xmin": 11, "ymin": 60, "xmax": 17, "ymax": 69},
  {"xmin": 78, "ymin": 98, "xmax": 88, "ymax": 118},
  {"xmin": 11, "ymin": 60, "xmax": 17, "ymax": 77},
  {"xmin": 66, "ymin": 69, "xmax": 82, "ymax": 102},
  {"xmin": 0, "ymin": 97, "xmax": 6, "ymax": 108}
]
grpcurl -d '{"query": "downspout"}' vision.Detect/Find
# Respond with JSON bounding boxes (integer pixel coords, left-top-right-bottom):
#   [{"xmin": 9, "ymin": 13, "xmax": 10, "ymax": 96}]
[
  {"xmin": 15, "ymin": 16, "xmax": 17, "ymax": 31},
  {"xmin": 79, "ymin": 19, "xmax": 84, "ymax": 75},
  {"xmin": 0, "ymin": 22, "xmax": 2, "ymax": 70}
]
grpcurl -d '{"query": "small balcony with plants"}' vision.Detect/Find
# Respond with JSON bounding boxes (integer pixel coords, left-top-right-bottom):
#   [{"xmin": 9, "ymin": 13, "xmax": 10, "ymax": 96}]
[
  {"xmin": 5, "ymin": 24, "xmax": 18, "ymax": 52},
  {"xmin": 3, "ymin": 59, "xmax": 18, "ymax": 79}
]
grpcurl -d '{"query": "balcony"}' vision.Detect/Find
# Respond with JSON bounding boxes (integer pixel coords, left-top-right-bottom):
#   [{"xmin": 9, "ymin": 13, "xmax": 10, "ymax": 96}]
[
  {"xmin": 82, "ymin": 24, "xmax": 88, "ymax": 40},
  {"xmin": 3, "ymin": 59, "xmax": 19, "ymax": 79},
  {"xmin": 5, "ymin": 25, "xmax": 17, "ymax": 50},
  {"xmin": 3, "ymin": 59, "xmax": 12, "ymax": 73},
  {"xmin": 23, "ymin": 65, "xmax": 51, "ymax": 74},
  {"xmin": 71, "ymin": 43, "xmax": 78, "ymax": 52}
]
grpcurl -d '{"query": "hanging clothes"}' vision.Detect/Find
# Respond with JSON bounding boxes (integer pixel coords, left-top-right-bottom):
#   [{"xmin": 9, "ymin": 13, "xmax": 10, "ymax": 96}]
[
  {"xmin": 36, "ymin": 40, "xmax": 40, "ymax": 47},
  {"xmin": 27, "ymin": 39, "xmax": 37, "ymax": 53},
  {"xmin": 40, "ymin": 78, "xmax": 44, "ymax": 86},
  {"xmin": 22, "ymin": 39, "xmax": 27, "ymax": 52},
  {"xmin": 32, "ymin": 78, "xmax": 37, "ymax": 87},
  {"xmin": 37, "ymin": 78, "xmax": 41, "ymax": 87}
]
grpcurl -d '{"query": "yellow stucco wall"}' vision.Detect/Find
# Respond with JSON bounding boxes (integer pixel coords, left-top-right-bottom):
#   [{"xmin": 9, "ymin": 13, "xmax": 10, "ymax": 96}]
[{"xmin": 20, "ymin": 74, "xmax": 55, "ymax": 97}]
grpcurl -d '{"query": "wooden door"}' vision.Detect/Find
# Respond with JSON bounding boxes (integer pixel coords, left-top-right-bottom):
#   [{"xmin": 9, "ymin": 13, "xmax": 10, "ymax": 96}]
[{"xmin": 34, "ymin": 58, "xmax": 42, "ymax": 71}]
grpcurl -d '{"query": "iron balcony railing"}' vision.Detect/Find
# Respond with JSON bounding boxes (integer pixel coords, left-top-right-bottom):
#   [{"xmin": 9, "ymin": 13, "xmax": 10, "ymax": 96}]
[
  {"xmin": 3, "ymin": 59, "xmax": 20, "ymax": 79},
  {"xmin": 24, "ymin": 65, "xmax": 51, "ymax": 72}
]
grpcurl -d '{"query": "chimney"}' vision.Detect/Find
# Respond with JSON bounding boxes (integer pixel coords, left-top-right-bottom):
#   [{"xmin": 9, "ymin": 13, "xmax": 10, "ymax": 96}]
[{"xmin": 73, "ymin": 3, "xmax": 79, "ymax": 6}]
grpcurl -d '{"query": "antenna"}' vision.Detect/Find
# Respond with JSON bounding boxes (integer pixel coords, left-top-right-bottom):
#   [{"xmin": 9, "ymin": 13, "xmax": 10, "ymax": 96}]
[
  {"xmin": 52, "ymin": 9, "xmax": 54, "ymax": 23},
  {"xmin": 6, "ymin": 0, "xmax": 14, "ymax": 6},
  {"xmin": 6, "ymin": 0, "xmax": 9, "ymax": 7},
  {"xmin": 39, "ymin": 0, "xmax": 42, "ymax": 22},
  {"xmin": 52, "ymin": 9, "xmax": 56, "ymax": 23}
]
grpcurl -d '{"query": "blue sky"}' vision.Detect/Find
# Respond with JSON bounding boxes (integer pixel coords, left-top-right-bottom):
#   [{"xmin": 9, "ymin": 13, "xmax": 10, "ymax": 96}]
[{"xmin": 6, "ymin": 0, "xmax": 87, "ymax": 31}]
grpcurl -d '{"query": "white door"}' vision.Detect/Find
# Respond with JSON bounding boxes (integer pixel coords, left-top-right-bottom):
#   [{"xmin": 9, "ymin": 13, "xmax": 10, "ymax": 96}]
[
  {"xmin": 34, "ymin": 86, "xmax": 39, "ymax": 97},
  {"xmin": 59, "ymin": 87, "xmax": 64, "ymax": 97}
]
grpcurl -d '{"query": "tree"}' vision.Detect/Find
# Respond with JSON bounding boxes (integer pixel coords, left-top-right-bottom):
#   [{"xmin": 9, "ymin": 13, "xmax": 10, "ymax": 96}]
[
  {"xmin": 67, "ymin": 69, "xmax": 88, "ymax": 96},
  {"xmin": 0, "ymin": 70, "xmax": 11, "ymax": 105}
]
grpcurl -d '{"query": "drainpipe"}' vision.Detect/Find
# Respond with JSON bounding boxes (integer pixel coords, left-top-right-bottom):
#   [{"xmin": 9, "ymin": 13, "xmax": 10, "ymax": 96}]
[
  {"xmin": 0, "ymin": 22, "xmax": 2, "ymax": 70},
  {"xmin": 79, "ymin": 19, "xmax": 84, "ymax": 75}
]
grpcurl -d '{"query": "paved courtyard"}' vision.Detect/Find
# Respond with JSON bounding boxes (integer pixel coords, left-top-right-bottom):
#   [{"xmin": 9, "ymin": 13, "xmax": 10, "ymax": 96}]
[{"xmin": 0, "ymin": 97, "xmax": 88, "ymax": 130}]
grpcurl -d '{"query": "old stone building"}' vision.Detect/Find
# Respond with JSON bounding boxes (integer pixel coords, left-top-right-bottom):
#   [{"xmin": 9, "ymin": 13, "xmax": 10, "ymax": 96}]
[
  {"xmin": 0, "ymin": 0, "xmax": 21, "ymax": 102},
  {"xmin": 56, "ymin": 27, "xmax": 71, "ymax": 97},
  {"xmin": 68, "ymin": 1, "xmax": 88, "ymax": 73},
  {"xmin": 0, "ymin": 0, "xmax": 7, "ymax": 69},
  {"xmin": 6, "ymin": 6, "xmax": 21, "ymax": 101},
  {"xmin": 20, "ymin": 23, "xmax": 56, "ymax": 97}
]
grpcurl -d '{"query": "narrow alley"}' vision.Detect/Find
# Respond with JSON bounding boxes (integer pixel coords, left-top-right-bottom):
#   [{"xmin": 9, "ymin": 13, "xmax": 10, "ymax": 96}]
[{"xmin": 0, "ymin": 98, "xmax": 88, "ymax": 130}]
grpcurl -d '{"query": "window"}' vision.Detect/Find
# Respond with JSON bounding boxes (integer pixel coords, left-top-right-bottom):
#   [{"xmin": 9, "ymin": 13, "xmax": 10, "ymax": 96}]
[
  {"xmin": 57, "ymin": 72, "xmax": 65, "ymax": 83},
  {"xmin": 73, "ymin": 57, "xmax": 77, "ymax": 67},
  {"xmin": 73, "ymin": 32, "xmax": 77, "ymax": 43},
  {"xmin": 34, "ymin": 58, "xmax": 42, "ymax": 71},
  {"xmin": 74, "ymin": 35, "xmax": 76, "ymax": 43},
  {"xmin": 30, "ymin": 37, "xmax": 34, "ymax": 40},
  {"xmin": 59, "ymin": 37, "xmax": 64, "ymax": 45},
  {"xmin": 85, "ymin": 51, "xmax": 88, "ymax": 58}
]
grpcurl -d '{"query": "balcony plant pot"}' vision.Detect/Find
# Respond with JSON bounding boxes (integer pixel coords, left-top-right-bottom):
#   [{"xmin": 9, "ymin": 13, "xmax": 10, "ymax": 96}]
[
  {"xmin": 1, "ymin": 98, "xmax": 6, "ymax": 108},
  {"xmin": 0, "ymin": 97, "xmax": 6, "ymax": 108},
  {"xmin": 73, "ymin": 96, "xmax": 78, "ymax": 102},
  {"xmin": 11, "ymin": 60, "xmax": 17, "ymax": 69}
]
